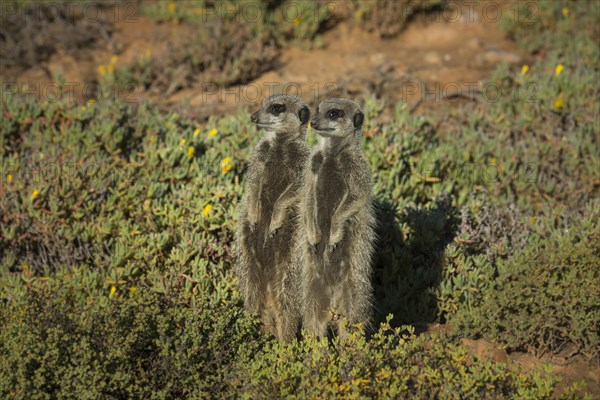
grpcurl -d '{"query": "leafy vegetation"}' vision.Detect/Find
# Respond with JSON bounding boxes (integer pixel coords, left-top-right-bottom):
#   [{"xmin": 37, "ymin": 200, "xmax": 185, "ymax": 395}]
[
  {"xmin": 0, "ymin": 0, "xmax": 113, "ymax": 75},
  {"xmin": 1, "ymin": 0, "xmax": 598, "ymax": 398},
  {"xmin": 352, "ymin": 0, "xmax": 444, "ymax": 37},
  {"xmin": 117, "ymin": 0, "xmax": 335, "ymax": 94}
]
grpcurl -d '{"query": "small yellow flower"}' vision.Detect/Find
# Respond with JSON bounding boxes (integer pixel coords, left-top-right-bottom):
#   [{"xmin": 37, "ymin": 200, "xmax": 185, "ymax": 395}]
[
  {"xmin": 490, "ymin": 157, "xmax": 496, "ymax": 165},
  {"xmin": 562, "ymin": 7, "xmax": 569, "ymax": 17},
  {"xmin": 168, "ymin": 1, "xmax": 176, "ymax": 13},
  {"xmin": 193, "ymin": 128, "xmax": 201, "ymax": 136},
  {"xmin": 221, "ymin": 157, "xmax": 233, "ymax": 174},
  {"xmin": 555, "ymin": 64, "xmax": 564, "ymax": 76},
  {"xmin": 203, "ymin": 204, "xmax": 213, "ymax": 217},
  {"xmin": 187, "ymin": 146, "xmax": 195, "ymax": 158},
  {"xmin": 377, "ymin": 368, "xmax": 391, "ymax": 380},
  {"xmin": 98, "ymin": 65, "xmax": 106, "ymax": 76},
  {"xmin": 554, "ymin": 97, "xmax": 564, "ymax": 110},
  {"xmin": 208, "ymin": 128, "xmax": 218, "ymax": 137},
  {"xmin": 180, "ymin": 139, "xmax": 187, "ymax": 146},
  {"xmin": 293, "ymin": 17, "xmax": 301, "ymax": 26},
  {"xmin": 149, "ymin": 136, "xmax": 157, "ymax": 143},
  {"xmin": 145, "ymin": 48, "xmax": 152, "ymax": 58},
  {"xmin": 109, "ymin": 286, "xmax": 117, "ymax": 298},
  {"xmin": 81, "ymin": 106, "xmax": 87, "ymax": 111},
  {"xmin": 521, "ymin": 65, "xmax": 529, "ymax": 75},
  {"xmin": 351, "ymin": 378, "xmax": 370, "ymax": 387},
  {"xmin": 129, "ymin": 287, "xmax": 137, "ymax": 293},
  {"xmin": 31, "ymin": 189, "xmax": 40, "ymax": 200},
  {"xmin": 354, "ymin": 9, "xmax": 364, "ymax": 20},
  {"xmin": 530, "ymin": 216, "xmax": 537, "ymax": 223},
  {"xmin": 110, "ymin": 55, "xmax": 119, "ymax": 64},
  {"xmin": 7, "ymin": 174, "xmax": 12, "ymax": 183},
  {"xmin": 88, "ymin": 99, "xmax": 96, "ymax": 104},
  {"xmin": 108, "ymin": 64, "xmax": 114, "ymax": 74}
]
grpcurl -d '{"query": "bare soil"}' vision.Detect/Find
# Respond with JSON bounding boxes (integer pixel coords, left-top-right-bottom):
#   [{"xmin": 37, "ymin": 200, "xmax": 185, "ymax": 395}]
[
  {"xmin": 5, "ymin": 3, "xmax": 528, "ymax": 119},
  {"xmin": 420, "ymin": 323, "xmax": 600, "ymax": 398}
]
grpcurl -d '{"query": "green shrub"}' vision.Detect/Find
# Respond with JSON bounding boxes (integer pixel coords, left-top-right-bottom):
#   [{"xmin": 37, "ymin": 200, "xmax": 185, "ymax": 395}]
[
  {"xmin": 352, "ymin": 0, "xmax": 444, "ymax": 38},
  {"xmin": 449, "ymin": 206, "xmax": 600, "ymax": 361},
  {"xmin": 120, "ymin": 0, "xmax": 335, "ymax": 94},
  {"xmin": 501, "ymin": 0, "xmax": 599, "ymax": 54},
  {"xmin": 233, "ymin": 319, "xmax": 583, "ymax": 399},
  {"xmin": 1, "ymin": 287, "xmax": 585, "ymax": 399},
  {"xmin": 1, "ymin": 91, "xmax": 594, "ymax": 398},
  {"xmin": 0, "ymin": 0, "xmax": 113, "ymax": 76},
  {"xmin": 1, "ymin": 1, "xmax": 599, "ymax": 397},
  {"xmin": 0, "ymin": 285, "xmax": 264, "ymax": 399}
]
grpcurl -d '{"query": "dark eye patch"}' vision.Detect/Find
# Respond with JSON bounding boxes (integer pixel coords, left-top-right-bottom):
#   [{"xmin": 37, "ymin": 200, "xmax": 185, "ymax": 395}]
[
  {"xmin": 267, "ymin": 103, "xmax": 286, "ymax": 115},
  {"xmin": 326, "ymin": 108, "xmax": 344, "ymax": 119}
]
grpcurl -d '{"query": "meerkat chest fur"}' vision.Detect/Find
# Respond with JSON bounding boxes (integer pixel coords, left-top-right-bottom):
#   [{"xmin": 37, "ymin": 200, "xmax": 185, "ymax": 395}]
[
  {"xmin": 260, "ymin": 136, "xmax": 305, "ymax": 205},
  {"xmin": 311, "ymin": 146, "xmax": 354, "ymax": 233}
]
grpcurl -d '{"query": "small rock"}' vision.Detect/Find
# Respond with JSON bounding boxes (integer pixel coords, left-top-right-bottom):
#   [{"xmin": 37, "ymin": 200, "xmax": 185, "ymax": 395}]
[
  {"xmin": 370, "ymin": 53, "xmax": 385, "ymax": 65},
  {"xmin": 478, "ymin": 49, "xmax": 522, "ymax": 65},
  {"xmin": 423, "ymin": 51, "xmax": 442, "ymax": 65},
  {"xmin": 461, "ymin": 338, "xmax": 509, "ymax": 364}
]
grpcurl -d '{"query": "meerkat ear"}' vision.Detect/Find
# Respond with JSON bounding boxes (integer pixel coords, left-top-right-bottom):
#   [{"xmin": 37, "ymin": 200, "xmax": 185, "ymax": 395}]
[
  {"xmin": 353, "ymin": 110, "xmax": 364, "ymax": 129},
  {"xmin": 298, "ymin": 105, "xmax": 310, "ymax": 125}
]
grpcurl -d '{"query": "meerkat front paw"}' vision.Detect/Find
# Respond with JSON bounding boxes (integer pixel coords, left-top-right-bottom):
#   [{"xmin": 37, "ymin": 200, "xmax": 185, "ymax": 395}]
[
  {"xmin": 268, "ymin": 219, "xmax": 282, "ymax": 238},
  {"xmin": 247, "ymin": 205, "xmax": 261, "ymax": 231},
  {"xmin": 328, "ymin": 242, "xmax": 338, "ymax": 252},
  {"xmin": 328, "ymin": 228, "xmax": 343, "ymax": 250},
  {"xmin": 307, "ymin": 229, "xmax": 321, "ymax": 251}
]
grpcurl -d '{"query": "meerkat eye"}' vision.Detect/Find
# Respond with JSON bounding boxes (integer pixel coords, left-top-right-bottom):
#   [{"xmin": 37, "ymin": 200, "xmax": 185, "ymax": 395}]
[
  {"xmin": 326, "ymin": 109, "xmax": 344, "ymax": 119},
  {"xmin": 267, "ymin": 104, "xmax": 286, "ymax": 115}
]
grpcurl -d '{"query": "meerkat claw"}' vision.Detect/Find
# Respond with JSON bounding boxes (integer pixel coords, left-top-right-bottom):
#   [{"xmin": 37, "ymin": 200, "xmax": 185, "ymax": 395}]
[
  {"xmin": 309, "ymin": 243, "xmax": 318, "ymax": 253},
  {"xmin": 269, "ymin": 228, "xmax": 278, "ymax": 239}
]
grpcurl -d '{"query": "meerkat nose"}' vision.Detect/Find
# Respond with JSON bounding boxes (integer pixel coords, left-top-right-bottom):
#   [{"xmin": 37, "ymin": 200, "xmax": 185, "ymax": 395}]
[{"xmin": 250, "ymin": 112, "xmax": 258, "ymax": 123}]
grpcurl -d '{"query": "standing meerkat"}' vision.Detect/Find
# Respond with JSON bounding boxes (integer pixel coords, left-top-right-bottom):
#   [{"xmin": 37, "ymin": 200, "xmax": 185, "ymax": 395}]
[
  {"xmin": 298, "ymin": 98, "xmax": 375, "ymax": 339},
  {"xmin": 236, "ymin": 94, "xmax": 310, "ymax": 341}
]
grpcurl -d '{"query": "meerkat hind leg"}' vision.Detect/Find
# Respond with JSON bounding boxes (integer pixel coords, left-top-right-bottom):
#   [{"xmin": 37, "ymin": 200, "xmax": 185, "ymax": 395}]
[
  {"xmin": 303, "ymin": 277, "xmax": 330, "ymax": 339},
  {"xmin": 261, "ymin": 285, "xmax": 282, "ymax": 338},
  {"xmin": 331, "ymin": 281, "xmax": 354, "ymax": 340}
]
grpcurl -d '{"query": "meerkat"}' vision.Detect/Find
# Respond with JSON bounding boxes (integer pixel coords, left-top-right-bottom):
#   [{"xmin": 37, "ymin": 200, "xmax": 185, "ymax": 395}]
[
  {"xmin": 236, "ymin": 94, "xmax": 310, "ymax": 341},
  {"xmin": 298, "ymin": 98, "xmax": 375, "ymax": 339}
]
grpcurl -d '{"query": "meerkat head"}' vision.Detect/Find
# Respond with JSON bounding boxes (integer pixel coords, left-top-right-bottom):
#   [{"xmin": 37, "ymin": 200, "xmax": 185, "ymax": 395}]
[
  {"xmin": 250, "ymin": 95, "xmax": 310, "ymax": 137},
  {"xmin": 310, "ymin": 98, "xmax": 364, "ymax": 140},
  {"xmin": 310, "ymin": 98, "xmax": 365, "ymax": 137}
]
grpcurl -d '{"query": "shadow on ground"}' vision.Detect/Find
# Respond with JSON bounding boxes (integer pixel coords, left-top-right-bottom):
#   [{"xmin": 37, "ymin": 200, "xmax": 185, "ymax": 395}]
[{"xmin": 371, "ymin": 195, "xmax": 459, "ymax": 330}]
